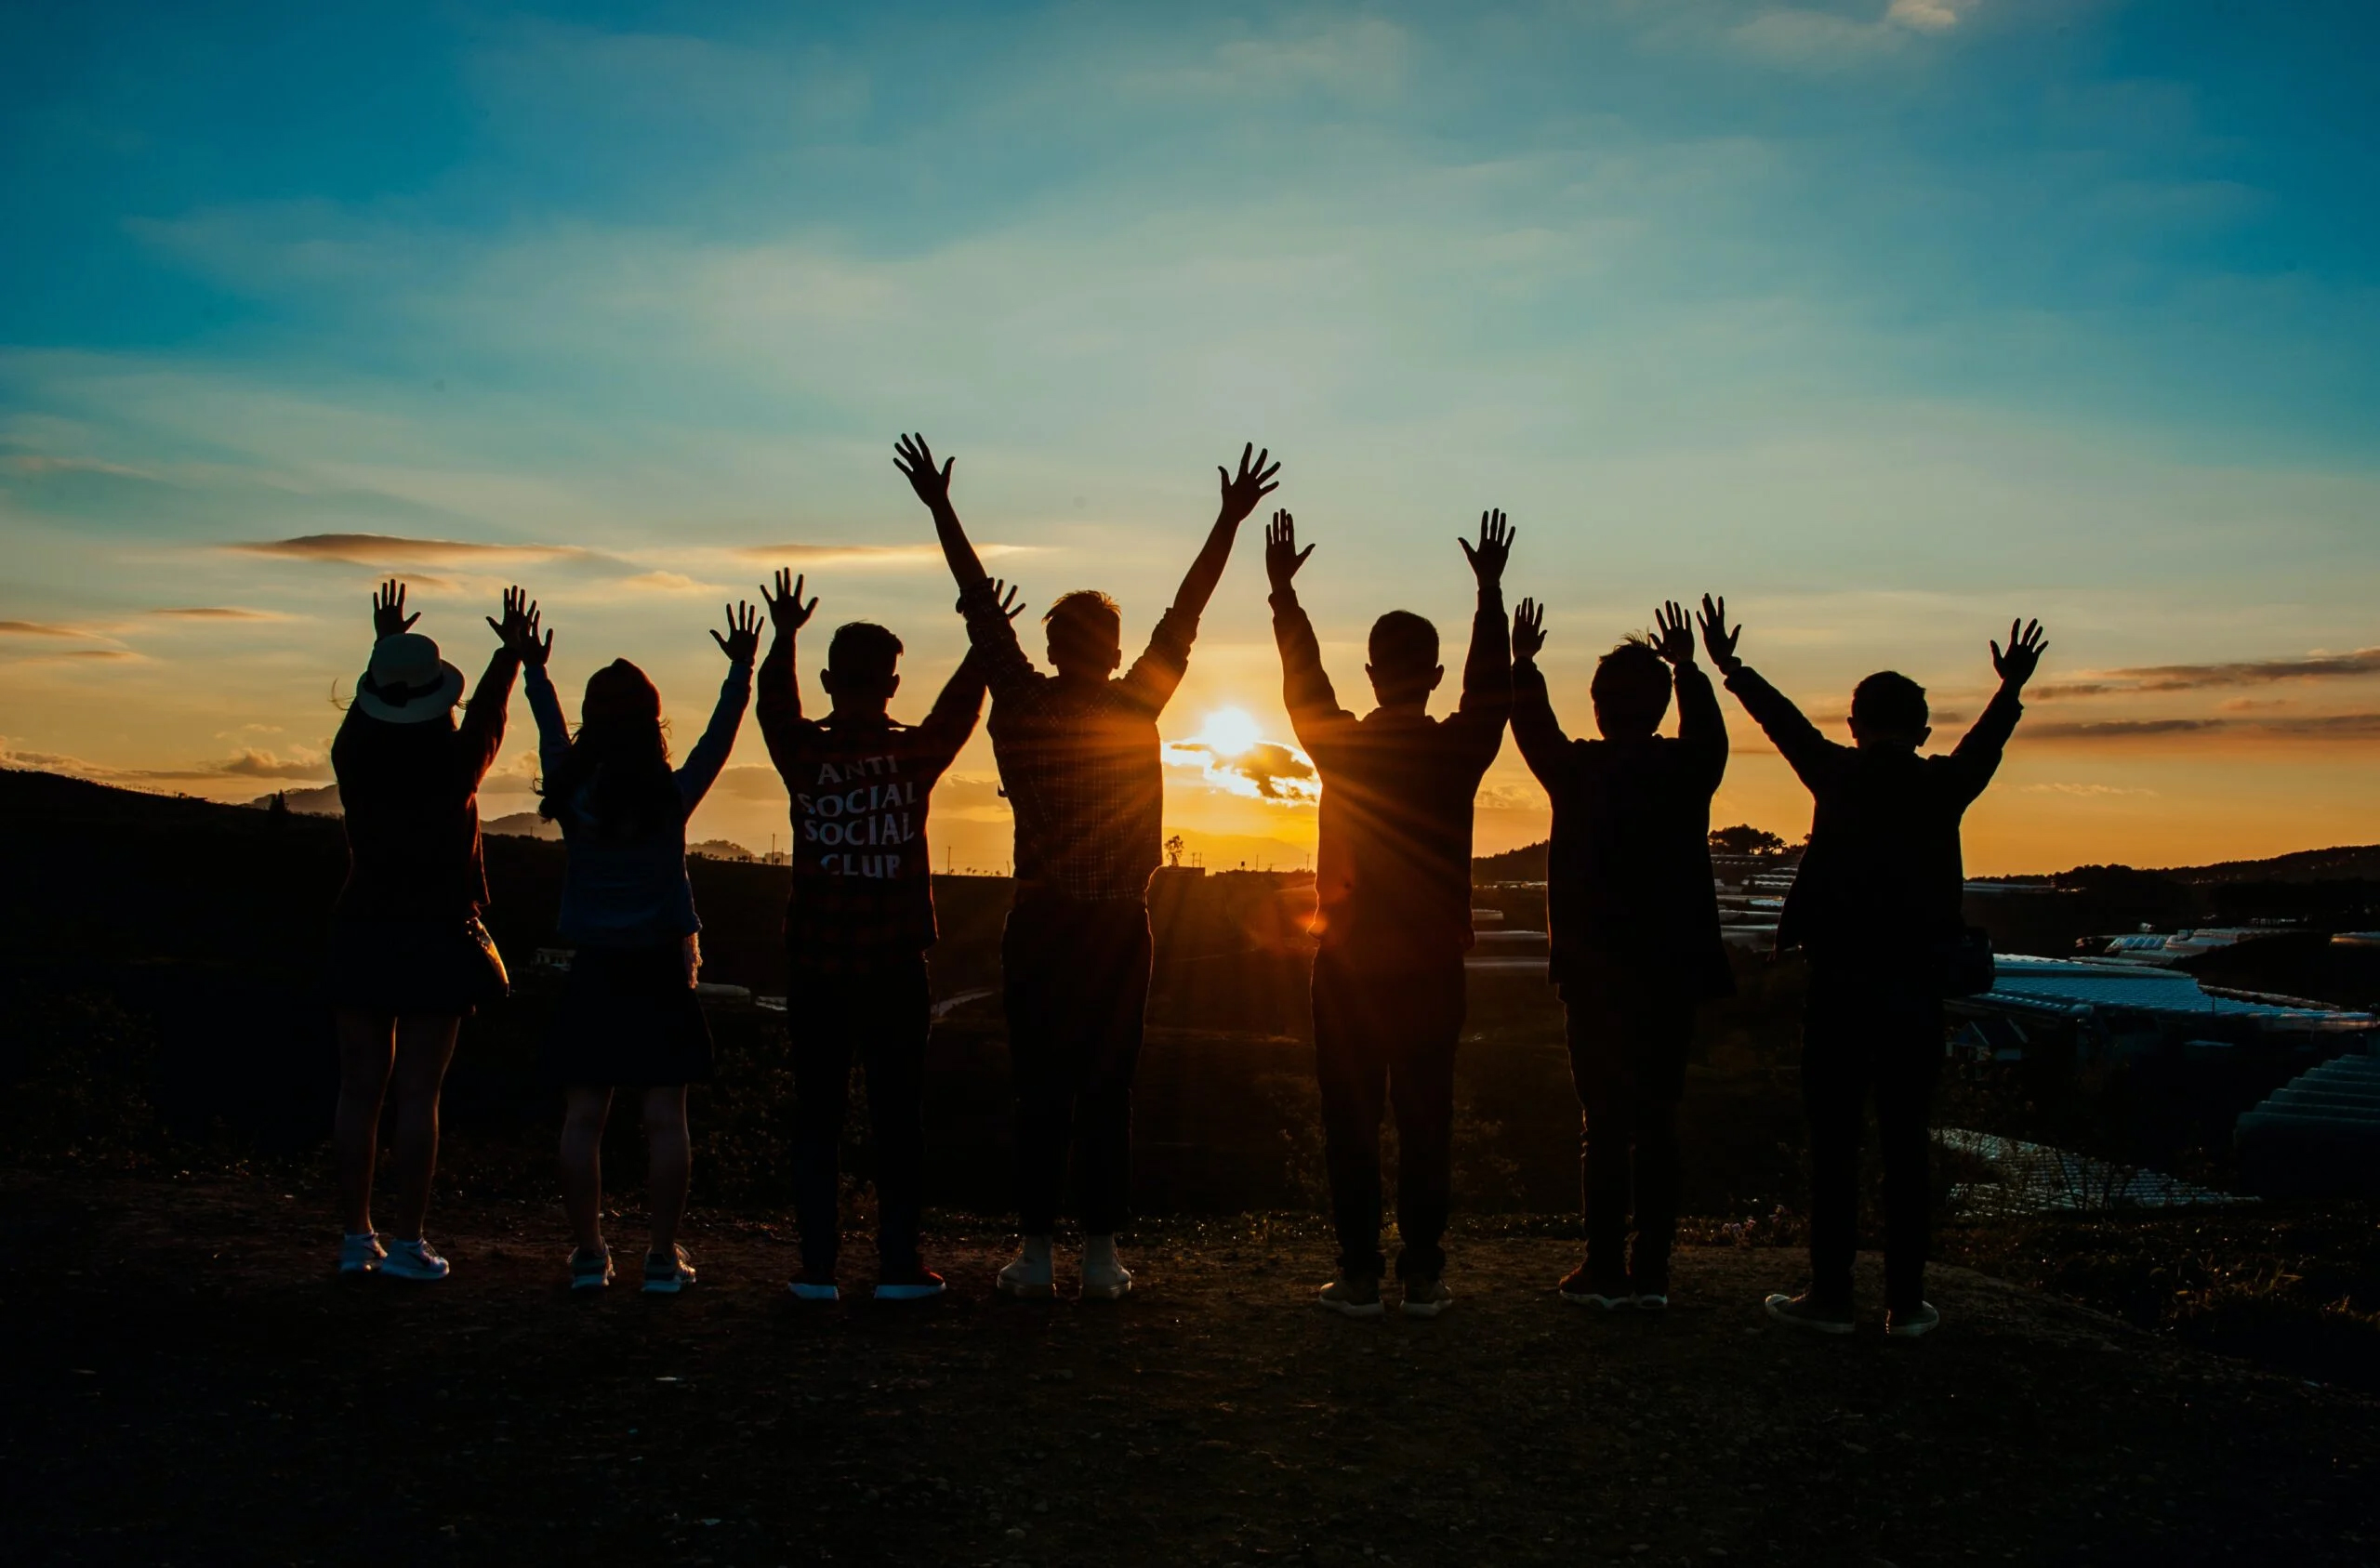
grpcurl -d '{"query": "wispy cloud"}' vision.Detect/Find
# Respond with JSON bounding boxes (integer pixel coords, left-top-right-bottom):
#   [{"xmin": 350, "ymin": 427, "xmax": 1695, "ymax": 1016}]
[
  {"xmin": 147, "ymin": 605, "xmax": 290, "ymax": 621},
  {"xmin": 1, "ymin": 738, "xmax": 328, "ymax": 783},
  {"xmin": 2036, "ymin": 647, "xmax": 2380, "ymax": 701},
  {"xmin": 0, "ymin": 620, "xmax": 92, "ymax": 638},
  {"xmin": 2031, "ymin": 712, "xmax": 2380, "ymax": 743},
  {"xmin": 731, "ymin": 543, "xmax": 1038, "ymax": 570},
  {"xmin": 2024, "ymin": 782, "xmax": 2161, "ymax": 797},
  {"xmin": 228, "ymin": 533, "xmax": 603, "ymax": 569}
]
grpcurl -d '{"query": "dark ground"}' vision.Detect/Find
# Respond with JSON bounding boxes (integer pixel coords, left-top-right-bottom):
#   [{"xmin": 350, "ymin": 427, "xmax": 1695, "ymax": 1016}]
[{"xmin": 7, "ymin": 1170, "xmax": 2375, "ymax": 1568}]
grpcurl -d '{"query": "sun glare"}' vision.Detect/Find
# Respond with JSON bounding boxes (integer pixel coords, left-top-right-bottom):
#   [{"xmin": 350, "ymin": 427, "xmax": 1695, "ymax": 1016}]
[{"xmin": 1198, "ymin": 706, "xmax": 1263, "ymax": 758}]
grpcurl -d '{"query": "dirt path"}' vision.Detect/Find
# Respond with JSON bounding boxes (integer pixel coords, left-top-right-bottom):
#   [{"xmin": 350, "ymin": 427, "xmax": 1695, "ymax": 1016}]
[{"xmin": 6, "ymin": 1172, "xmax": 2373, "ymax": 1567}]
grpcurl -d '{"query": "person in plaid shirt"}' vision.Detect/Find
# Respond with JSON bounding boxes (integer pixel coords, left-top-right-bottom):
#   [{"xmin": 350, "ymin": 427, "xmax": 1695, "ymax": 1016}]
[
  {"xmin": 896, "ymin": 430, "xmax": 1280, "ymax": 1302},
  {"xmin": 755, "ymin": 567, "xmax": 1014, "ymax": 1303}
]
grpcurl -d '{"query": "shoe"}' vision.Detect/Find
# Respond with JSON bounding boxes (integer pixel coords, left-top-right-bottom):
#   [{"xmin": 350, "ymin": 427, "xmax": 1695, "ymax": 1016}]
[
  {"xmin": 1764, "ymin": 1291, "xmax": 1856, "ymax": 1336},
  {"xmin": 570, "ymin": 1246, "xmax": 615, "ymax": 1292},
  {"xmin": 997, "ymin": 1246, "xmax": 1056, "ymax": 1301},
  {"xmin": 875, "ymin": 1267, "xmax": 947, "ymax": 1302},
  {"xmin": 1316, "ymin": 1276, "xmax": 1386, "ymax": 1319},
  {"xmin": 1402, "ymin": 1278, "xmax": 1455, "ymax": 1319},
  {"xmin": 643, "ymin": 1245, "xmax": 696, "ymax": 1295},
  {"xmin": 1080, "ymin": 1257, "xmax": 1133, "ymax": 1302},
  {"xmin": 1557, "ymin": 1266, "xmax": 1633, "ymax": 1311},
  {"xmin": 378, "ymin": 1237, "xmax": 450, "ymax": 1282},
  {"xmin": 1630, "ymin": 1278, "xmax": 1672, "ymax": 1311},
  {"xmin": 1884, "ymin": 1301, "xmax": 1940, "ymax": 1338},
  {"xmin": 787, "ymin": 1270, "xmax": 840, "ymax": 1303},
  {"xmin": 338, "ymin": 1232, "xmax": 386, "ymax": 1276}
]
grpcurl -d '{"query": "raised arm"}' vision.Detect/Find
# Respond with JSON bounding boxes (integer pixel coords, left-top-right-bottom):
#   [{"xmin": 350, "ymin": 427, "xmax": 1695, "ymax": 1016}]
[
  {"xmin": 1508, "ymin": 598, "xmax": 1570, "ymax": 788},
  {"xmin": 916, "ymin": 648, "xmax": 992, "ymax": 776},
  {"xmin": 1263, "ymin": 510, "xmax": 1354, "ymax": 751},
  {"xmin": 1948, "ymin": 618, "xmax": 2046, "ymax": 804},
  {"xmin": 1168, "ymin": 442, "xmax": 1279, "ymax": 622},
  {"xmin": 1655, "ymin": 599, "xmax": 1727, "ymax": 795},
  {"xmin": 894, "ymin": 432, "xmax": 990, "ymax": 595},
  {"xmin": 457, "ymin": 586, "xmax": 535, "ymax": 787},
  {"xmin": 679, "ymin": 601, "xmax": 760, "ymax": 812},
  {"xmin": 1701, "ymin": 594, "xmax": 1837, "ymax": 790},
  {"xmin": 1449, "ymin": 510, "xmax": 1514, "ymax": 762},
  {"xmin": 754, "ymin": 568, "xmax": 821, "ymax": 781}
]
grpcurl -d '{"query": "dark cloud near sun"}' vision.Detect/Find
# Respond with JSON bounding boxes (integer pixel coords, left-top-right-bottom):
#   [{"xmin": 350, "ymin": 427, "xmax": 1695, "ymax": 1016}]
[{"xmin": 1178, "ymin": 740, "xmax": 1317, "ymax": 800}]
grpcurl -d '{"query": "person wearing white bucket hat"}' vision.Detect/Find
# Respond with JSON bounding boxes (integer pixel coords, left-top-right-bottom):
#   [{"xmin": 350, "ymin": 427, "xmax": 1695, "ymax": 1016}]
[{"xmin": 327, "ymin": 579, "xmax": 536, "ymax": 1284}]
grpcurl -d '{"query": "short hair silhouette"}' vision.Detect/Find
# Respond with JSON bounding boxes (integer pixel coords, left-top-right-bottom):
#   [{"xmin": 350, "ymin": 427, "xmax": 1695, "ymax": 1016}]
[
  {"xmin": 1043, "ymin": 588, "xmax": 1122, "ymax": 670},
  {"xmin": 827, "ymin": 621, "xmax": 904, "ymax": 682},
  {"xmin": 1850, "ymin": 670, "xmax": 1929, "ymax": 732},
  {"xmin": 1591, "ymin": 638, "xmax": 1672, "ymax": 738},
  {"xmin": 1368, "ymin": 610, "xmax": 1439, "ymax": 679}
]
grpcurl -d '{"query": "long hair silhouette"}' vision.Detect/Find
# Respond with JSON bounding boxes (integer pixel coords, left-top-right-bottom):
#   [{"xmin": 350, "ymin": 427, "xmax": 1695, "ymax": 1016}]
[{"xmin": 537, "ymin": 659, "xmax": 681, "ymax": 842}]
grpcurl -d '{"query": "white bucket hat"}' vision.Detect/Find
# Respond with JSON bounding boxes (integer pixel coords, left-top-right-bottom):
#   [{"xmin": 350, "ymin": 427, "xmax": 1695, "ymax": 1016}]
[{"xmin": 355, "ymin": 632, "xmax": 466, "ymax": 724}]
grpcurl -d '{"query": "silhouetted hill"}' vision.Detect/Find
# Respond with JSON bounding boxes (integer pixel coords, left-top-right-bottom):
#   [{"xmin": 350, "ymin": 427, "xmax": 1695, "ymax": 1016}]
[{"xmin": 2159, "ymin": 845, "xmax": 2380, "ymax": 884}]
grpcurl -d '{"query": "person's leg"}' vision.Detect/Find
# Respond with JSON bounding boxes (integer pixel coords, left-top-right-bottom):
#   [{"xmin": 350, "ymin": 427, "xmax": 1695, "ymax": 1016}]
[
  {"xmin": 789, "ymin": 975, "xmax": 858, "ymax": 1279},
  {"xmin": 1313, "ymin": 949, "xmax": 1390, "ymax": 1283},
  {"xmin": 559, "ymin": 1087, "xmax": 615, "ymax": 1256},
  {"xmin": 1564, "ymin": 986, "xmax": 1633, "ymax": 1296},
  {"xmin": 1004, "ymin": 906, "xmax": 1074, "ymax": 1242},
  {"xmin": 334, "ymin": 1010, "xmax": 396, "ymax": 1237},
  {"xmin": 1875, "ymin": 997, "xmax": 1945, "ymax": 1314},
  {"xmin": 861, "ymin": 956, "xmax": 934, "ymax": 1276},
  {"xmin": 1626, "ymin": 996, "xmax": 1694, "ymax": 1299},
  {"xmin": 385, "ymin": 1014, "xmax": 462, "ymax": 1242},
  {"xmin": 1077, "ymin": 907, "xmax": 1152, "ymax": 1240},
  {"xmin": 642, "ymin": 1085, "xmax": 692, "ymax": 1258},
  {"xmin": 1386, "ymin": 955, "xmax": 1464, "ymax": 1285},
  {"xmin": 1800, "ymin": 982, "xmax": 1867, "ymax": 1311}
]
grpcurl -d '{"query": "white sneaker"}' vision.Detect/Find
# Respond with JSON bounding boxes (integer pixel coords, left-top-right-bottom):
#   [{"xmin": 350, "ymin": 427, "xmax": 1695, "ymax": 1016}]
[
  {"xmin": 379, "ymin": 1237, "xmax": 450, "ymax": 1282},
  {"xmin": 570, "ymin": 1246, "xmax": 615, "ymax": 1292},
  {"xmin": 1402, "ymin": 1278, "xmax": 1455, "ymax": 1318},
  {"xmin": 1080, "ymin": 1257, "xmax": 1132, "ymax": 1302},
  {"xmin": 997, "ymin": 1251, "xmax": 1056, "ymax": 1300},
  {"xmin": 338, "ymin": 1232, "xmax": 385, "ymax": 1275},
  {"xmin": 642, "ymin": 1244, "xmax": 696, "ymax": 1296}
]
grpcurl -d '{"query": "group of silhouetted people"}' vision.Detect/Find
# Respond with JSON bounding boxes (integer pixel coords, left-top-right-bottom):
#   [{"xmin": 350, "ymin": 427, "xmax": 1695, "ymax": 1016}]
[{"xmin": 327, "ymin": 434, "xmax": 2047, "ymax": 1335}]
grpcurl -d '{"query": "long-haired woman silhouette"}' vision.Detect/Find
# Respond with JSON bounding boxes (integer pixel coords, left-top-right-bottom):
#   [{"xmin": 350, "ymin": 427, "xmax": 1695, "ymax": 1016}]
[
  {"xmin": 328, "ymin": 580, "xmax": 535, "ymax": 1281},
  {"xmin": 518, "ymin": 600, "xmax": 759, "ymax": 1294}
]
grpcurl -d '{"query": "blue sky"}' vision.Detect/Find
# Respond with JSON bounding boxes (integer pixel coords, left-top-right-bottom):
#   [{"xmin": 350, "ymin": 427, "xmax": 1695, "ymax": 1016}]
[{"xmin": 5, "ymin": 0, "xmax": 2378, "ymax": 869}]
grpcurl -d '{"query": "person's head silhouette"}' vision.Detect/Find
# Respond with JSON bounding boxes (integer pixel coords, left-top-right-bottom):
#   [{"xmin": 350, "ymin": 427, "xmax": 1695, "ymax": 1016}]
[
  {"xmin": 822, "ymin": 622, "xmax": 904, "ymax": 718},
  {"xmin": 1042, "ymin": 590, "xmax": 1123, "ymax": 682},
  {"xmin": 1591, "ymin": 638, "xmax": 1671, "ymax": 740},
  {"xmin": 542, "ymin": 659, "xmax": 679, "ymax": 838},
  {"xmin": 1365, "ymin": 610, "xmax": 1443, "ymax": 709},
  {"xmin": 1848, "ymin": 670, "xmax": 1931, "ymax": 752}
]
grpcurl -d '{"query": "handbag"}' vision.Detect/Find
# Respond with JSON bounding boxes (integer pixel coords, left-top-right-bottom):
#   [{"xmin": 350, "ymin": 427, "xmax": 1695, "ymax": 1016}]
[
  {"xmin": 462, "ymin": 916, "xmax": 511, "ymax": 1004},
  {"xmin": 1932, "ymin": 925, "xmax": 1995, "ymax": 998}
]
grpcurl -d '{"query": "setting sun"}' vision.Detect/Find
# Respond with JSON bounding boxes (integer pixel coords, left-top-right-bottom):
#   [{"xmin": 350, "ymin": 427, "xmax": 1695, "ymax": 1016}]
[{"xmin": 1197, "ymin": 706, "xmax": 1263, "ymax": 758}]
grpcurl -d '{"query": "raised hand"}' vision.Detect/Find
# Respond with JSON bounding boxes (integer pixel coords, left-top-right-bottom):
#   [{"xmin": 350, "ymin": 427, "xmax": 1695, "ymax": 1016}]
[
  {"xmin": 485, "ymin": 586, "xmax": 550, "ymax": 666},
  {"xmin": 1459, "ymin": 509, "xmax": 1514, "ymax": 587},
  {"xmin": 1264, "ymin": 509, "xmax": 1314, "ymax": 593},
  {"xmin": 760, "ymin": 568, "xmax": 819, "ymax": 635},
  {"xmin": 1699, "ymin": 594, "xmax": 1741, "ymax": 672},
  {"xmin": 1512, "ymin": 599, "xmax": 1547, "ymax": 663},
  {"xmin": 893, "ymin": 432, "xmax": 955, "ymax": 510},
  {"xmin": 1991, "ymin": 617, "xmax": 2048, "ymax": 688},
  {"xmin": 712, "ymin": 601, "xmax": 763, "ymax": 665},
  {"xmin": 1216, "ymin": 442, "xmax": 1282, "ymax": 527},
  {"xmin": 372, "ymin": 579, "xmax": 419, "ymax": 639},
  {"xmin": 1653, "ymin": 600, "xmax": 1695, "ymax": 667},
  {"xmin": 986, "ymin": 578, "xmax": 1027, "ymax": 621}
]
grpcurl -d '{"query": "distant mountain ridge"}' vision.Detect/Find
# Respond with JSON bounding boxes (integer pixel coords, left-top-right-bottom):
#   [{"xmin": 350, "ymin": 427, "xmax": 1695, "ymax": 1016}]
[{"xmin": 1476, "ymin": 835, "xmax": 2380, "ymax": 887}]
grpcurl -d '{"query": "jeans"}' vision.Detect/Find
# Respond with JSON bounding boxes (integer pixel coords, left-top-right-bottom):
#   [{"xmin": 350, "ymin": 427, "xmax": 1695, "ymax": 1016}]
[
  {"xmin": 1562, "ymin": 967, "xmax": 1695, "ymax": 1295},
  {"xmin": 1802, "ymin": 964, "xmax": 1944, "ymax": 1312},
  {"xmin": 1003, "ymin": 898, "xmax": 1153, "ymax": 1235},
  {"xmin": 789, "ymin": 955, "xmax": 932, "ymax": 1275},
  {"xmin": 1312, "ymin": 944, "xmax": 1467, "ymax": 1282}
]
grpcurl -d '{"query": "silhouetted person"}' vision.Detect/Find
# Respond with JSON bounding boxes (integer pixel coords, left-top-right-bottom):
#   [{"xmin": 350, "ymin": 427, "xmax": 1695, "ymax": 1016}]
[
  {"xmin": 899, "ymin": 432, "xmax": 1279, "ymax": 1301},
  {"xmin": 1510, "ymin": 599, "xmax": 1729, "ymax": 1311},
  {"xmin": 756, "ymin": 568, "xmax": 1013, "ymax": 1304},
  {"xmin": 1267, "ymin": 507, "xmax": 1514, "ymax": 1319},
  {"xmin": 327, "ymin": 580, "xmax": 531, "ymax": 1282},
  {"xmin": 522, "ymin": 600, "xmax": 759, "ymax": 1296},
  {"xmin": 1703, "ymin": 598, "xmax": 2047, "ymax": 1337}
]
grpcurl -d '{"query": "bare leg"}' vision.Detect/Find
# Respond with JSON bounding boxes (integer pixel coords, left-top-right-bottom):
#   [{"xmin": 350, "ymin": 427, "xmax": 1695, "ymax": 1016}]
[
  {"xmin": 560, "ymin": 1087, "xmax": 614, "ymax": 1255},
  {"xmin": 642, "ymin": 1085, "xmax": 691, "ymax": 1257},
  {"xmin": 386, "ymin": 1015, "xmax": 461, "ymax": 1240},
  {"xmin": 334, "ymin": 1010, "xmax": 396, "ymax": 1235}
]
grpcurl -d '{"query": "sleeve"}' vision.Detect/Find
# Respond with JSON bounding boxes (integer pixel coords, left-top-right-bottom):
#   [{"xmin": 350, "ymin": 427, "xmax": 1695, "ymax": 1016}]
[
  {"xmin": 1448, "ymin": 585, "xmax": 1512, "ymax": 766},
  {"xmin": 1118, "ymin": 606, "xmax": 1197, "ymax": 715},
  {"xmin": 455, "ymin": 649, "xmax": 521, "ymax": 790},
  {"xmin": 1673, "ymin": 662, "xmax": 1729, "ymax": 797},
  {"xmin": 915, "ymin": 650, "xmax": 989, "ymax": 778},
  {"xmin": 956, "ymin": 581, "xmax": 1039, "ymax": 704},
  {"xmin": 754, "ymin": 628, "xmax": 818, "ymax": 789},
  {"xmin": 1270, "ymin": 589, "xmax": 1355, "ymax": 758},
  {"xmin": 524, "ymin": 664, "xmax": 574, "ymax": 788},
  {"xmin": 1508, "ymin": 660, "xmax": 1571, "ymax": 792},
  {"xmin": 1722, "ymin": 663, "xmax": 1843, "ymax": 792},
  {"xmin": 1946, "ymin": 682, "xmax": 2027, "ymax": 807},
  {"xmin": 675, "ymin": 660, "xmax": 753, "ymax": 812}
]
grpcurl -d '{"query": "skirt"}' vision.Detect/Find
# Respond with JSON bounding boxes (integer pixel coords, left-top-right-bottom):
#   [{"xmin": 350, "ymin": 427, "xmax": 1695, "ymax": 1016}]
[
  {"xmin": 327, "ymin": 917, "xmax": 509, "ymax": 1018},
  {"xmin": 541, "ymin": 942, "xmax": 714, "ymax": 1087}
]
